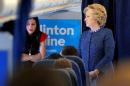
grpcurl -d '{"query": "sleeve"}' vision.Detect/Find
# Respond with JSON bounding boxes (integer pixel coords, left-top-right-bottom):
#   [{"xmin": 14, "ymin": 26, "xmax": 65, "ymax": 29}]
[
  {"xmin": 78, "ymin": 31, "xmax": 88, "ymax": 58},
  {"xmin": 40, "ymin": 32, "xmax": 48, "ymax": 42},
  {"xmin": 95, "ymin": 30, "xmax": 115, "ymax": 72}
]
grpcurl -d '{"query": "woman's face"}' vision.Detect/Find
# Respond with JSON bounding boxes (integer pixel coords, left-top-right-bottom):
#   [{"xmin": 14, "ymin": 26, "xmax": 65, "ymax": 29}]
[
  {"xmin": 84, "ymin": 9, "xmax": 98, "ymax": 28},
  {"xmin": 26, "ymin": 18, "xmax": 37, "ymax": 35}
]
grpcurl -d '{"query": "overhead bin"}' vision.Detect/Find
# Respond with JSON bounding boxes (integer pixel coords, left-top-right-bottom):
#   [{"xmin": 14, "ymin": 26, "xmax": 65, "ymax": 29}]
[{"xmin": 0, "ymin": 0, "xmax": 81, "ymax": 23}]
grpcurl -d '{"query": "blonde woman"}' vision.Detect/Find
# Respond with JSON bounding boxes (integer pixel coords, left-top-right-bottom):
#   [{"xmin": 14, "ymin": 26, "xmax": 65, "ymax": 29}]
[{"xmin": 79, "ymin": 3, "xmax": 115, "ymax": 86}]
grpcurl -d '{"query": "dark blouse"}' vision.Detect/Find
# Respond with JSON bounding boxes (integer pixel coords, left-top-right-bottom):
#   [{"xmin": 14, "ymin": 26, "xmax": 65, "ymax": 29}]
[{"xmin": 23, "ymin": 32, "xmax": 47, "ymax": 55}]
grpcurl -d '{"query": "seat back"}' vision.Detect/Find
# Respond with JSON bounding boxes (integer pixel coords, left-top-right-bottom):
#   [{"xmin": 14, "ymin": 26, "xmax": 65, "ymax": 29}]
[
  {"xmin": 9, "ymin": 67, "xmax": 72, "ymax": 86},
  {"xmin": 70, "ymin": 60, "xmax": 82, "ymax": 86},
  {"xmin": 52, "ymin": 69, "xmax": 73, "ymax": 86},
  {"xmin": 65, "ymin": 68, "xmax": 78, "ymax": 86},
  {"xmin": 65, "ymin": 56, "xmax": 89, "ymax": 86}
]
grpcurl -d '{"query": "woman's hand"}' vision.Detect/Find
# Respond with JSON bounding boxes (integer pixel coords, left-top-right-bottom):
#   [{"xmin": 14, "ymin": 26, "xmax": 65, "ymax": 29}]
[
  {"xmin": 21, "ymin": 54, "xmax": 31, "ymax": 61},
  {"xmin": 21, "ymin": 53, "xmax": 42, "ymax": 62},
  {"xmin": 89, "ymin": 69, "xmax": 100, "ymax": 79}
]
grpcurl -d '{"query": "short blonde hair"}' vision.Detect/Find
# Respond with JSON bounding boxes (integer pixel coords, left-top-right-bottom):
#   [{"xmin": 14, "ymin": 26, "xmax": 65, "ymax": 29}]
[{"xmin": 84, "ymin": 3, "xmax": 107, "ymax": 27}]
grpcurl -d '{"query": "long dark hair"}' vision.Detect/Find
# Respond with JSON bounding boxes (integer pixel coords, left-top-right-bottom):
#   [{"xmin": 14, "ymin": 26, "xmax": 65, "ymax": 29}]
[
  {"xmin": 26, "ymin": 17, "xmax": 40, "ymax": 37},
  {"xmin": 23, "ymin": 17, "xmax": 41, "ymax": 55}
]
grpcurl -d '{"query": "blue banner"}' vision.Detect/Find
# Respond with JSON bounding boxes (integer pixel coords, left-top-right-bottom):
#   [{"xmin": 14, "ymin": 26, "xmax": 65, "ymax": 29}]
[{"xmin": 39, "ymin": 19, "xmax": 81, "ymax": 57}]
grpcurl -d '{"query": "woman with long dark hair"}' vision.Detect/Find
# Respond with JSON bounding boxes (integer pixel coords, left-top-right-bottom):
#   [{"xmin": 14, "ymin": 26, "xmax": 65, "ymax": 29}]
[{"xmin": 21, "ymin": 17, "xmax": 47, "ymax": 63}]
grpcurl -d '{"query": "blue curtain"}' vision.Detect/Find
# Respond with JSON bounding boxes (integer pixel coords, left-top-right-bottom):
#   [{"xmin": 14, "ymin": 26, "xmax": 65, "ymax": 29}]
[
  {"xmin": 13, "ymin": 0, "xmax": 32, "ymax": 68},
  {"xmin": 115, "ymin": 0, "xmax": 130, "ymax": 59},
  {"xmin": 82, "ymin": 0, "xmax": 130, "ymax": 61}
]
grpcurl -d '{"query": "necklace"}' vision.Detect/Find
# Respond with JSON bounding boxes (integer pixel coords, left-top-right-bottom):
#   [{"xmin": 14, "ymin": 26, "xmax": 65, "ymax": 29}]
[{"xmin": 29, "ymin": 44, "xmax": 32, "ymax": 56}]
